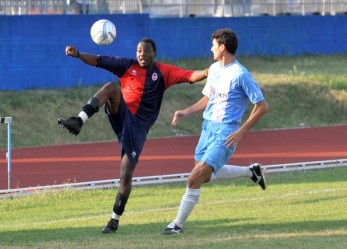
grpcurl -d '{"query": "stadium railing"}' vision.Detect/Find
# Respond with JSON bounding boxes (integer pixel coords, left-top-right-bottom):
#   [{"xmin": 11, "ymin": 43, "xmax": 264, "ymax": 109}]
[
  {"xmin": 1, "ymin": 0, "xmax": 347, "ymax": 17},
  {"xmin": 1, "ymin": 158, "xmax": 347, "ymax": 198}
]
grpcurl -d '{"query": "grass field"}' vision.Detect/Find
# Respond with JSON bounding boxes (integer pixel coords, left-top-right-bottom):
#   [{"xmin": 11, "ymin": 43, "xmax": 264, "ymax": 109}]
[
  {"xmin": 1, "ymin": 54, "xmax": 347, "ymax": 149},
  {"xmin": 1, "ymin": 167, "xmax": 346, "ymax": 249},
  {"xmin": 1, "ymin": 54, "xmax": 346, "ymax": 248}
]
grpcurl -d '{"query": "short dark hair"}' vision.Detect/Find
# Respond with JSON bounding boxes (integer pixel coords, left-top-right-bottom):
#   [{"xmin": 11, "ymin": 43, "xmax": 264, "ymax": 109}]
[
  {"xmin": 211, "ymin": 28, "xmax": 238, "ymax": 54},
  {"xmin": 139, "ymin": 38, "xmax": 157, "ymax": 53}
]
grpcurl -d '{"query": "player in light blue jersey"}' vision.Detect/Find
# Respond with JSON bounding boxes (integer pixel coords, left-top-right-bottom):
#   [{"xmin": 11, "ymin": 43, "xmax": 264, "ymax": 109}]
[{"xmin": 161, "ymin": 28, "xmax": 268, "ymax": 235}]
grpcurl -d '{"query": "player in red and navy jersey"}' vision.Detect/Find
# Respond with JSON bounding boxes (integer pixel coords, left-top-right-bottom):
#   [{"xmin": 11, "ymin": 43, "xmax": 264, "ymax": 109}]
[{"xmin": 58, "ymin": 38, "xmax": 207, "ymax": 234}]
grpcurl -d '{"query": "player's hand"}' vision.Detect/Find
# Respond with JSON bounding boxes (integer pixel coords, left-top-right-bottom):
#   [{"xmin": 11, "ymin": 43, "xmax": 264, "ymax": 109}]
[
  {"xmin": 224, "ymin": 129, "xmax": 244, "ymax": 148},
  {"xmin": 65, "ymin": 45, "xmax": 79, "ymax": 57},
  {"xmin": 171, "ymin": 110, "xmax": 187, "ymax": 126}
]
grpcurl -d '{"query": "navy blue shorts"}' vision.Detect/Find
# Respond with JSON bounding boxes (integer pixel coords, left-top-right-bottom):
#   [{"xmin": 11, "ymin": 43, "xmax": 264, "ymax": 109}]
[{"xmin": 105, "ymin": 95, "xmax": 147, "ymax": 165}]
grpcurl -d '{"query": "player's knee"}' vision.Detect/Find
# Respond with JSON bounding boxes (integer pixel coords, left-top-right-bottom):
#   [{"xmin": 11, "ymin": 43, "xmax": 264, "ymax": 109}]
[
  {"xmin": 104, "ymin": 82, "xmax": 119, "ymax": 94},
  {"xmin": 106, "ymin": 82, "xmax": 121, "ymax": 101},
  {"xmin": 187, "ymin": 174, "xmax": 205, "ymax": 188},
  {"xmin": 188, "ymin": 164, "xmax": 212, "ymax": 187}
]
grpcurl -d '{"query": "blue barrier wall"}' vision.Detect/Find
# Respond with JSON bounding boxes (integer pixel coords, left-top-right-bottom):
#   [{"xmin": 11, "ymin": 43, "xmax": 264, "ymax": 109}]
[{"xmin": 1, "ymin": 14, "xmax": 347, "ymax": 90}]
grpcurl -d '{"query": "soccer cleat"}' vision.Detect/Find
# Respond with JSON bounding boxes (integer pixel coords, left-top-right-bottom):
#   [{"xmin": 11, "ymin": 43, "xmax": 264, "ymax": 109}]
[
  {"xmin": 249, "ymin": 163, "xmax": 267, "ymax": 190},
  {"xmin": 57, "ymin": 117, "xmax": 83, "ymax": 136},
  {"xmin": 160, "ymin": 224, "xmax": 183, "ymax": 235},
  {"xmin": 101, "ymin": 219, "xmax": 119, "ymax": 234}
]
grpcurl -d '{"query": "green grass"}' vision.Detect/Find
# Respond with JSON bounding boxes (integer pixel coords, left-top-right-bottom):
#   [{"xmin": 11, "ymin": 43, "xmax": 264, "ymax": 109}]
[
  {"xmin": 0, "ymin": 167, "xmax": 346, "ymax": 249},
  {"xmin": 1, "ymin": 54, "xmax": 347, "ymax": 149},
  {"xmin": 1, "ymin": 55, "xmax": 346, "ymax": 249}
]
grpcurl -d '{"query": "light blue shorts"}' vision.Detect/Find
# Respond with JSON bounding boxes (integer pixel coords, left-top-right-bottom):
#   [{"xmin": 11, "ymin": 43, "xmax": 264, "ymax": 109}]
[{"xmin": 194, "ymin": 120, "xmax": 239, "ymax": 174}]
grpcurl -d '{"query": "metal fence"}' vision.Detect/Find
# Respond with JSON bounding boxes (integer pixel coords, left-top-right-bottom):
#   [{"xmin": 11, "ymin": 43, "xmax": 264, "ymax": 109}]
[{"xmin": 1, "ymin": 0, "xmax": 347, "ymax": 16}]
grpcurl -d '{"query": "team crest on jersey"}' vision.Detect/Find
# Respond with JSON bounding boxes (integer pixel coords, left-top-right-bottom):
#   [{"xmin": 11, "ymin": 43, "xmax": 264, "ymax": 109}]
[
  {"xmin": 131, "ymin": 69, "xmax": 137, "ymax": 75},
  {"xmin": 152, "ymin": 73, "xmax": 158, "ymax": 81}
]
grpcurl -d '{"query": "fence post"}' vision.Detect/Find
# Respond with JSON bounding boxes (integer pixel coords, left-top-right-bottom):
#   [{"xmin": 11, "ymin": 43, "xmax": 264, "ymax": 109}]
[{"xmin": 1, "ymin": 117, "xmax": 12, "ymax": 190}]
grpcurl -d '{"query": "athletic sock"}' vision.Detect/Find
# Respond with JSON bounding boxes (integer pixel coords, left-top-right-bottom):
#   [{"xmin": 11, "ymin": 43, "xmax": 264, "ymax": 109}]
[
  {"xmin": 78, "ymin": 111, "xmax": 88, "ymax": 123},
  {"xmin": 211, "ymin": 165, "xmax": 252, "ymax": 181},
  {"xmin": 171, "ymin": 187, "xmax": 201, "ymax": 228},
  {"xmin": 78, "ymin": 97, "xmax": 100, "ymax": 123},
  {"xmin": 113, "ymin": 192, "xmax": 128, "ymax": 217},
  {"xmin": 111, "ymin": 212, "xmax": 121, "ymax": 221}
]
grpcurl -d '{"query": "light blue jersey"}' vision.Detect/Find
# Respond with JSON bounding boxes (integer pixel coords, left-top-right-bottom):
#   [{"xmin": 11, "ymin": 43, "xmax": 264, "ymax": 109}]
[
  {"xmin": 202, "ymin": 60, "xmax": 264, "ymax": 124},
  {"xmin": 195, "ymin": 60, "xmax": 265, "ymax": 172}
]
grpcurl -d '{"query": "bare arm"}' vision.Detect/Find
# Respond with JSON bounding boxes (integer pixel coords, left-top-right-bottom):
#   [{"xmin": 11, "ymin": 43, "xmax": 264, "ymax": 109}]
[
  {"xmin": 65, "ymin": 45, "xmax": 99, "ymax": 66},
  {"xmin": 189, "ymin": 70, "xmax": 208, "ymax": 83},
  {"xmin": 225, "ymin": 100, "xmax": 268, "ymax": 148},
  {"xmin": 171, "ymin": 95, "xmax": 209, "ymax": 126}
]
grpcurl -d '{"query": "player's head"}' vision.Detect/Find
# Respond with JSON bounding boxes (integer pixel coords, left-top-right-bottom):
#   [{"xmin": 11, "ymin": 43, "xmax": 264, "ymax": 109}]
[
  {"xmin": 211, "ymin": 28, "xmax": 238, "ymax": 55},
  {"xmin": 137, "ymin": 38, "xmax": 157, "ymax": 68}
]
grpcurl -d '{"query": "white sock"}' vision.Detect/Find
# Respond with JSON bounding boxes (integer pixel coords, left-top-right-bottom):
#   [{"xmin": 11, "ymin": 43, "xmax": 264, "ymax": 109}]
[
  {"xmin": 211, "ymin": 165, "xmax": 252, "ymax": 181},
  {"xmin": 170, "ymin": 187, "xmax": 201, "ymax": 228},
  {"xmin": 111, "ymin": 212, "xmax": 121, "ymax": 220},
  {"xmin": 78, "ymin": 111, "xmax": 88, "ymax": 123}
]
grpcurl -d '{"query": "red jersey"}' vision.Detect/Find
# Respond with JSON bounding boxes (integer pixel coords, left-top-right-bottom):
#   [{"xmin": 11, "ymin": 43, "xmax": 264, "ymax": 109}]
[{"xmin": 97, "ymin": 56, "xmax": 193, "ymax": 131}]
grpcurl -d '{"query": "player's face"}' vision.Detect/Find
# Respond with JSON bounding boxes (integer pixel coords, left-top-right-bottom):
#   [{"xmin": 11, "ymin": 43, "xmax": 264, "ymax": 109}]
[
  {"xmin": 211, "ymin": 39, "xmax": 223, "ymax": 61},
  {"xmin": 136, "ymin": 42, "xmax": 156, "ymax": 68}
]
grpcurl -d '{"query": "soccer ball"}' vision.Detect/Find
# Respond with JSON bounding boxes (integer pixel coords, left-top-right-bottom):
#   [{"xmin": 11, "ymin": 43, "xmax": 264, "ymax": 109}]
[{"xmin": 90, "ymin": 19, "xmax": 116, "ymax": 45}]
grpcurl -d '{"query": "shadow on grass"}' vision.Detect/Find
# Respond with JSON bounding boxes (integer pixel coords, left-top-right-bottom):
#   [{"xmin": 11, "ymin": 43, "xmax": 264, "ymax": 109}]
[{"xmin": 0, "ymin": 218, "xmax": 346, "ymax": 246}]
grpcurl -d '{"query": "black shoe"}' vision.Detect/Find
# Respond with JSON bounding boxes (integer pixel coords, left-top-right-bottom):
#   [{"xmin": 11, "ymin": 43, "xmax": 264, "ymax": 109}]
[
  {"xmin": 249, "ymin": 163, "xmax": 267, "ymax": 190},
  {"xmin": 160, "ymin": 224, "xmax": 183, "ymax": 235},
  {"xmin": 101, "ymin": 219, "xmax": 119, "ymax": 234},
  {"xmin": 57, "ymin": 117, "xmax": 83, "ymax": 136}
]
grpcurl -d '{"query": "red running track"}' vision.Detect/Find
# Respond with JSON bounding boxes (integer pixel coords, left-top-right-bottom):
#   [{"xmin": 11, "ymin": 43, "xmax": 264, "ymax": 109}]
[{"xmin": 0, "ymin": 125, "xmax": 346, "ymax": 189}]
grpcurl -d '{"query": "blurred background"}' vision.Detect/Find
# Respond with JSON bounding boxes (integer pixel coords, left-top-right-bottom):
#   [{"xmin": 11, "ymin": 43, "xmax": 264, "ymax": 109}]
[{"xmin": 1, "ymin": 0, "xmax": 347, "ymax": 17}]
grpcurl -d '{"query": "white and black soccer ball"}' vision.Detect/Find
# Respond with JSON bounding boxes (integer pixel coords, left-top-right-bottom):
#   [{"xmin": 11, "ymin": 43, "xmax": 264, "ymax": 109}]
[{"xmin": 90, "ymin": 19, "xmax": 116, "ymax": 45}]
